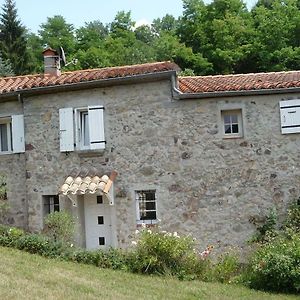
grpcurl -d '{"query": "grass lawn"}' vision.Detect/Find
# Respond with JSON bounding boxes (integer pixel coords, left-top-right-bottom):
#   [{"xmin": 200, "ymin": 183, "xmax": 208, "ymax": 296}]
[{"xmin": 0, "ymin": 247, "xmax": 298, "ymax": 300}]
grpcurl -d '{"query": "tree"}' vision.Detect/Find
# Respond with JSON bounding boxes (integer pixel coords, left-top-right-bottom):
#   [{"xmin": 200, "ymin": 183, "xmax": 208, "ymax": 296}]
[
  {"xmin": 26, "ymin": 32, "xmax": 44, "ymax": 73},
  {"xmin": 134, "ymin": 25, "xmax": 155, "ymax": 44},
  {"xmin": 0, "ymin": 53, "xmax": 14, "ymax": 76},
  {"xmin": 251, "ymin": 0, "xmax": 300, "ymax": 71},
  {"xmin": 76, "ymin": 21, "xmax": 108, "ymax": 51},
  {"xmin": 110, "ymin": 11, "xmax": 135, "ymax": 38},
  {"xmin": 0, "ymin": 0, "xmax": 30, "ymax": 75},
  {"xmin": 152, "ymin": 14, "xmax": 178, "ymax": 35},
  {"xmin": 38, "ymin": 15, "xmax": 76, "ymax": 56},
  {"xmin": 178, "ymin": 0, "xmax": 254, "ymax": 74}
]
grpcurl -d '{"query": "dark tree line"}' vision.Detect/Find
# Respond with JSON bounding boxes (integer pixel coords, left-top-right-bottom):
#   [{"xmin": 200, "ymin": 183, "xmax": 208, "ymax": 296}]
[{"xmin": 0, "ymin": 0, "xmax": 299, "ymax": 76}]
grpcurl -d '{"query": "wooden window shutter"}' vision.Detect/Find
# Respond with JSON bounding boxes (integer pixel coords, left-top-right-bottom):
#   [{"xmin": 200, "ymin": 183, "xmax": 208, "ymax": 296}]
[
  {"xmin": 280, "ymin": 100, "xmax": 300, "ymax": 134},
  {"xmin": 88, "ymin": 105, "xmax": 105, "ymax": 150},
  {"xmin": 59, "ymin": 108, "xmax": 74, "ymax": 152},
  {"xmin": 12, "ymin": 114, "xmax": 25, "ymax": 153}
]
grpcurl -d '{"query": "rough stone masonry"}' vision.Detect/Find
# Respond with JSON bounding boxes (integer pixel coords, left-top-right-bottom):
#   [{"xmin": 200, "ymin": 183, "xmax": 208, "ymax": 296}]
[{"xmin": 1, "ymin": 75, "xmax": 300, "ymax": 252}]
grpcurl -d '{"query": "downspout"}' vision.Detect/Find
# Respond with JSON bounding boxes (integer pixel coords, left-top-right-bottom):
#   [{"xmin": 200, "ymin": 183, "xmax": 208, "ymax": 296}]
[
  {"xmin": 17, "ymin": 93, "xmax": 23, "ymax": 104},
  {"xmin": 171, "ymin": 73, "xmax": 183, "ymax": 100},
  {"xmin": 17, "ymin": 92, "xmax": 29, "ymax": 231}
]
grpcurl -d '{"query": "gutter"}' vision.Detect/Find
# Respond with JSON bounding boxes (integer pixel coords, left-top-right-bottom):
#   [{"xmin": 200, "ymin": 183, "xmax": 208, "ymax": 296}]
[{"xmin": 0, "ymin": 70, "xmax": 177, "ymax": 100}]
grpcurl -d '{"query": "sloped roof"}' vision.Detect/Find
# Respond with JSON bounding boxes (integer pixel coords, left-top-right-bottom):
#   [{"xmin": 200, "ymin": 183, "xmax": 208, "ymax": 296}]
[
  {"xmin": 0, "ymin": 61, "xmax": 179, "ymax": 95},
  {"xmin": 179, "ymin": 70, "xmax": 300, "ymax": 93},
  {"xmin": 1, "ymin": 62, "xmax": 299, "ymax": 97}
]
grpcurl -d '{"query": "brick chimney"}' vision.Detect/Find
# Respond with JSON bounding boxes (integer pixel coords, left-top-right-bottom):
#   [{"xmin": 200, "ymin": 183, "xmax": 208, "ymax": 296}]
[{"xmin": 42, "ymin": 48, "xmax": 61, "ymax": 76}]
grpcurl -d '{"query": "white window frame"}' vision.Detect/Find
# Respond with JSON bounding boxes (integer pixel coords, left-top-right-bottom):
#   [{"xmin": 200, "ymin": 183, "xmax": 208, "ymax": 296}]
[
  {"xmin": 0, "ymin": 117, "xmax": 12, "ymax": 154},
  {"xmin": 135, "ymin": 190, "xmax": 158, "ymax": 225},
  {"xmin": 75, "ymin": 108, "xmax": 90, "ymax": 150},
  {"xmin": 221, "ymin": 109, "xmax": 243, "ymax": 138},
  {"xmin": 74, "ymin": 106, "xmax": 106, "ymax": 151}
]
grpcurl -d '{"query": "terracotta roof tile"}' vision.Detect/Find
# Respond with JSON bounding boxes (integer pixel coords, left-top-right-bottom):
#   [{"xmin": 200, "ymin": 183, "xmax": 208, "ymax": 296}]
[
  {"xmin": 0, "ymin": 61, "xmax": 179, "ymax": 95},
  {"xmin": 59, "ymin": 168, "xmax": 117, "ymax": 195},
  {"xmin": 179, "ymin": 70, "xmax": 300, "ymax": 94}
]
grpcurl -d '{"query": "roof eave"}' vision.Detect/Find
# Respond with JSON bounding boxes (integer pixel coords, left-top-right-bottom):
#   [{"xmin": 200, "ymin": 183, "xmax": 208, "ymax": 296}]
[
  {"xmin": 177, "ymin": 87, "xmax": 300, "ymax": 99},
  {"xmin": 0, "ymin": 70, "xmax": 176, "ymax": 100}
]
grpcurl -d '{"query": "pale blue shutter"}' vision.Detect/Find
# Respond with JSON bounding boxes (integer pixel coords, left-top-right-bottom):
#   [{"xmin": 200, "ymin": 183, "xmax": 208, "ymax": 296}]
[
  {"xmin": 280, "ymin": 100, "xmax": 300, "ymax": 134},
  {"xmin": 88, "ymin": 106, "xmax": 105, "ymax": 150},
  {"xmin": 12, "ymin": 115, "xmax": 25, "ymax": 153},
  {"xmin": 59, "ymin": 108, "xmax": 74, "ymax": 152}
]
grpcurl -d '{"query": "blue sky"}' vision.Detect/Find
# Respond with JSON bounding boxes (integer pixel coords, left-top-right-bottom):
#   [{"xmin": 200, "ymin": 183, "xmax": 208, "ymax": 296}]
[{"xmin": 2, "ymin": 0, "xmax": 257, "ymax": 33}]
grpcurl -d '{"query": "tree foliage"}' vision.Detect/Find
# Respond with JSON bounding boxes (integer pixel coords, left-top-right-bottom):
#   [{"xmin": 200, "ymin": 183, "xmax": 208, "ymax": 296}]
[
  {"xmin": 0, "ymin": 0, "xmax": 30, "ymax": 75},
  {"xmin": 8, "ymin": 0, "xmax": 300, "ymax": 75}
]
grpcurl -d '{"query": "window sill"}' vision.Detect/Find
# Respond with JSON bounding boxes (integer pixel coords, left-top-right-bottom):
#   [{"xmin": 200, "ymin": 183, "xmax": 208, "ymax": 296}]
[
  {"xmin": 222, "ymin": 135, "xmax": 243, "ymax": 139},
  {"xmin": 137, "ymin": 220, "xmax": 158, "ymax": 226},
  {"xmin": 77, "ymin": 149, "xmax": 106, "ymax": 158},
  {"xmin": 0, "ymin": 151, "xmax": 13, "ymax": 156}
]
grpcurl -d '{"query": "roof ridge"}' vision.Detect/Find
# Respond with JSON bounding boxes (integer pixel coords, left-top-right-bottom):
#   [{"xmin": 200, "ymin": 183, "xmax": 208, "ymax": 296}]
[
  {"xmin": 60, "ymin": 61, "xmax": 174, "ymax": 75},
  {"xmin": 179, "ymin": 70, "xmax": 300, "ymax": 80}
]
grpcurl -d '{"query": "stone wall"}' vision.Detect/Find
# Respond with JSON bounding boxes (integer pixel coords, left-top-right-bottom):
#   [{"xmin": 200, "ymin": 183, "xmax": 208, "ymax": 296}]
[
  {"xmin": 0, "ymin": 100, "xmax": 26, "ymax": 228},
  {"xmin": 1, "ymin": 77, "xmax": 300, "ymax": 251}
]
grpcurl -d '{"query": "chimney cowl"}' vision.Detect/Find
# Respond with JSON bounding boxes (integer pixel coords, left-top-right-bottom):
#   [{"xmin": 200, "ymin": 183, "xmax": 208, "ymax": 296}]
[{"xmin": 42, "ymin": 47, "xmax": 61, "ymax": 76}]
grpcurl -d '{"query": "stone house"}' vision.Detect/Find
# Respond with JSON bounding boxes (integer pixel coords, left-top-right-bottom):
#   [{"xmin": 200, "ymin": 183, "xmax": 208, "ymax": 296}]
[{"xmin": 1, "ymin": 48, "xmax": 300, "ymax": 250}]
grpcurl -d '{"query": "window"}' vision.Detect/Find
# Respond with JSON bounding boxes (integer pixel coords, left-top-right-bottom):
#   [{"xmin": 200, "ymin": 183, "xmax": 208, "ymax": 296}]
[
  {"xmin": 136, "ymin": 190, "xmax": 157, "ymax": 224},
  {"xmin": 59, "ymin": 106, "xmax": 105, "ymax": 152},
  {"xmin": 97, "ymin": 195, "xmax": 103, "ymax": 204},
  {"xmin": 0, "ymin": 115, "xmax": 25, "ymax": 154},
  {"xmin": 43, "ymin": 195, "xmax": 60, "ymax": 216},
  {"xmin": 0, "ymin": 119, "xmax": 12, "ymax": 152},
  {"xmin": 98, "ymin": 216, "xmax": 104, "ymax": 225},
  {"xmin": 221, "ymin": 109, "xmax": 243, "ymax": 138},
  {"xmin": 99, "ymin": 237, "xmax": 105, "ymax": 245}
]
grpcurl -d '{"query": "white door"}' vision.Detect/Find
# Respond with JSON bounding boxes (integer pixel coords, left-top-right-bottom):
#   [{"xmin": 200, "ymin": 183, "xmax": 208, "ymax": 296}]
[{"xmin": 84, "ymin": 194, "xmax": 113, "ymax": 250}]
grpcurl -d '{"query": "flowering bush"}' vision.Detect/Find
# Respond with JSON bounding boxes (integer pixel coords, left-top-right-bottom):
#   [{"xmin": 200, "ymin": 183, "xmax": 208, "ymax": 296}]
[
  {"xmin": 247, "ymin": 232, "xmax": 300, "ymax": 293},
  {"xmin": 284, "ymin": 198, "xmax": 300, "ymax": 232},
  {"xmin": 128, "ymin": 226, "xmax": 212, "ymax": 279}
]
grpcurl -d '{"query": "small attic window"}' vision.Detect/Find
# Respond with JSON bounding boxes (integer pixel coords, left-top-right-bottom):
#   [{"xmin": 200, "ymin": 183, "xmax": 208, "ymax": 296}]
[{"xmin": 221, "ymin": 109, "xmax": 243, "ymax": 138}]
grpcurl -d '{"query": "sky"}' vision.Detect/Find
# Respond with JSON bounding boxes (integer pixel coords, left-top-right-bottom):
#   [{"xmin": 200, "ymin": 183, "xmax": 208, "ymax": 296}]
[{"xmin": 1, "ymin": 0, "xmax": 257, "ymax": 34}]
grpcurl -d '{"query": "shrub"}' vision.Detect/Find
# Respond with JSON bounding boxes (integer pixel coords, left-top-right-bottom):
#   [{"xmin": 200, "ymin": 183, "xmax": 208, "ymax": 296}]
[
  {"xmin": 43, "ymin": 210, "xmax": 75, "ymax": 244},
  {"xmin": 71, "ymin": 248, "xmax": 127, "ymax": 270},
  {"xmin": 284, "ymin": 198, "xmax": 300, "ymax": 232},
  {"xmin": 16, "ymin": 234, "xmax": 52, "ymax": 254},
  {"xmin": 209, "ymin": 253, "xmax": 240, "ymax": 283},
  {"xmin": 0, "ymin": 225, "xmax": 25, "ymax": 247},
  {"xmin": 105, "ymin": 248, "xmax": 128, "ymax": 270},
  {"xmin": 0, "ymin": 200, "xmax": 9, "ymax": 224},
  {"xmin": 251, "ymin": 208, "xmax": 278, "ymax": 243},
  {"xmin": 128, "ymin": 227, "xmax": 210, "ymax": 279},
  {"xmin": 15, "ymin": 233, "xmax": 68, "ymax": 258},
  {"xmin": 247, "ymin": 232, "xmax": 300, "ymax": 293},
  {"xmin": 72, "ymin": 249, "xmax": 101, "ymax": 265}
]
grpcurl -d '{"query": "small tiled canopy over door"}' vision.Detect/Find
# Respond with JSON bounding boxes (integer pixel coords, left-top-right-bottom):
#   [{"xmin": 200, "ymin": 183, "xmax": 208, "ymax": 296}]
[
  {"xmin": 280, "ymin": 100, "xmax": 300, "ymax": 134},
  {"xmin": 88, "ymin": 106, "xmax": 105, "ymax": 150}
]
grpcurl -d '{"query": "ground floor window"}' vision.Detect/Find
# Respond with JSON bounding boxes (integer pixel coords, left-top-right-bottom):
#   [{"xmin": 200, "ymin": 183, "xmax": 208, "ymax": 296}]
[
  {"xmin": 43, "ymin": 195, "xmax": 60, "ymax": 216},
  {"xmin": 135, "ymin": 190, "xmax": 157, "ymax": 224}
]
